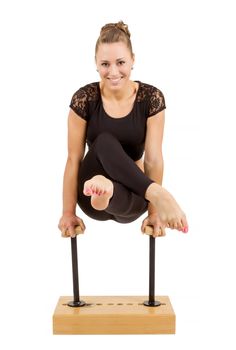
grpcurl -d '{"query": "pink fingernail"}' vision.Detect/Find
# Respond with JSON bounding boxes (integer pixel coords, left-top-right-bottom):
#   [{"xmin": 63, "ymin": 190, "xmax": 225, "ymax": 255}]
[{"xmin": 183, "ymin": 227, "xmax": 188, "ymax": 233}]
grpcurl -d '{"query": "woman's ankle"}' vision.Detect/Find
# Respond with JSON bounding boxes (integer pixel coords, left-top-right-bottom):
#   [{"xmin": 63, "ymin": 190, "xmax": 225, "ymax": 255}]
[{"xmin": 145, "ymin": 182, "xmax": 162, "ymax": 202}]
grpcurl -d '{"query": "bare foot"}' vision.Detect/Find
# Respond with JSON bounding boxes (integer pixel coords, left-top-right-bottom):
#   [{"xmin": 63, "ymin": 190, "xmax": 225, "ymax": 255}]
[
  {"xmin": 83, "ymin": 175, "xmax": 114, "ymax": 211},
  {"xmin": 145, "ymin": 183, "xmax": 188, "ymax": 233}
]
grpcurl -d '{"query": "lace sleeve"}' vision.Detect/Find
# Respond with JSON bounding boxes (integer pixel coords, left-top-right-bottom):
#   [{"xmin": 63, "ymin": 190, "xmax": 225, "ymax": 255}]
[
  {"xmin": 148, "ymin": 87, "xmax": 166, "ymax": 117},
  {"xmin": 69, "ymin": 88, "xmax": 88, "ymax": 120}
]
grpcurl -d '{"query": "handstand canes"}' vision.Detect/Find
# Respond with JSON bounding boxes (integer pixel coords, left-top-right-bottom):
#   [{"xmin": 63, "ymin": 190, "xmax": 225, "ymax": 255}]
[
  {"xmin": 53, "ymin": 225, "xmax": 176, "ymax": 334},
  {"xmin": 143, "ymin": 233, "xmax": 161, "ymax": 307},
  {"xmin": 67, "ymin": 228, "xmax": 86, "ymax": 307},
  {"xmin": 67, "ymin": 226, "xmax": 160, "ymax": 308}
]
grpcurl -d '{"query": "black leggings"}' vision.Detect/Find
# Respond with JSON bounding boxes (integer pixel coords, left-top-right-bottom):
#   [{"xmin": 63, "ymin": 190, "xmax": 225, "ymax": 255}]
[{"xmin": 77, "ymin": 132, "xmax": 154, "ymax": 223}]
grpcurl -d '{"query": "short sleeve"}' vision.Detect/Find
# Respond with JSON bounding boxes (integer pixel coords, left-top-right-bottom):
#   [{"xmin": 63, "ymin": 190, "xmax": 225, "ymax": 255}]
[
  {"xmin": 148, "ymin": 87, "xmax": 166, "ymax": 117},
  {"xmin": 69, "ymin": 88, "xmax": 88, "ymax": 120}
]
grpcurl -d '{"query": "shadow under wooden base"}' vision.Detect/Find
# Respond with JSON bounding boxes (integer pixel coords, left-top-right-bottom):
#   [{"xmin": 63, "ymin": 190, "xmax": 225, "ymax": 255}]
[{"xmin": 53, "ymin": 295, "xmax": 175, "ymax": 334}]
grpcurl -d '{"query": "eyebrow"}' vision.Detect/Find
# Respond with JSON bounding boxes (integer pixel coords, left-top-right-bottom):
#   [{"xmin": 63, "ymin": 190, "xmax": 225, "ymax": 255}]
[{"xmin": 100, "ymin": 57, "xmax": 126, "ymax": 62}]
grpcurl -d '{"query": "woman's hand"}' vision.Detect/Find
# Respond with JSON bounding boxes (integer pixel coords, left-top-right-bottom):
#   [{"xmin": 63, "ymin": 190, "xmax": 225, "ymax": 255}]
[
  {"xmin": 141, "ymin": 213, "xmax": 166, "ymax": 238},
  {"xmin": 58, "ymin": 213, "xmax": 86, "ymax": 238}
]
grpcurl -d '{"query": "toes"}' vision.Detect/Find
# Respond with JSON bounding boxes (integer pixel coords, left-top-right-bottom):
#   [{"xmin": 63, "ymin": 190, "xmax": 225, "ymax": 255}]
[
  {"xmin": 83, "ymin": 180, "xmax": 92, "ymax": 196},
  {"xmin": 182, "ymin": 226, "xmax": 188, "ymax": 233},
  {"xmin": 83, "ymin": 176, "xmax": 112, "ymax": 197},
  {"xmin": 167, "ymin": 220, "xmax": 176, "ymax": 230},
  {"xmin": 83, "ymin": 187, "xmax": 92, "ymax": 196},
  {"xmin": 181, "ymin": 214, "xmax": 188, "ymax": 233},
  {"xmin": 181, "ymin": 216, "xmax": 188, "ymax": 227},
  {"xmin": 167, "ymin": 218, "xmax": 187, "ymax": 232},
  {"xmin": 160, "ymin": 227, "xmax": 166, "ymax": 236}
]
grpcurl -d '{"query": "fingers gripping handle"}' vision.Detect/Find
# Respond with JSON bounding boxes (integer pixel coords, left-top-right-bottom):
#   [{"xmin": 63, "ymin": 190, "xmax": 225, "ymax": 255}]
[
  {"xmin": 74, "ymin": 225, "xmax": 84, "ymax": 235},
  {"xmin": 143, "ymin": 225, "xmax": 154, "ymax": 236}
]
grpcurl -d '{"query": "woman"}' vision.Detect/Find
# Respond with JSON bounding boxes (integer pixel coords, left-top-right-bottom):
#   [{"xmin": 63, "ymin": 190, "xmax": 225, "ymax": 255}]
[{"xmin": 58, "ymin": 21, "xmax": 188, "ymax": 238}]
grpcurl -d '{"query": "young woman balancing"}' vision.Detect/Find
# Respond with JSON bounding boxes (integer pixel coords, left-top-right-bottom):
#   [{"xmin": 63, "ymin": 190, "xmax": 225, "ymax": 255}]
[{"xmin": 58, "ymin": 21, "xmax": 188, "ymax": 238}]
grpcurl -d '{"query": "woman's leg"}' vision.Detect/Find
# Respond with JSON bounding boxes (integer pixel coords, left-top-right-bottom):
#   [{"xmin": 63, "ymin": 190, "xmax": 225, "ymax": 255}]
[
  {"xmin": 82, "ymin": 132, "xmax": 188, "ymax": 229},
  {"xmin": 78, "ymin": 132, "xmax": 151, "ymax": 223},
  {"xmin": 84, "ymin": 132, "xmax": 153, "ymax": 196},
  {"xmin": 106, "ymin": 182, "xmax": 148, "ymax": 223}
]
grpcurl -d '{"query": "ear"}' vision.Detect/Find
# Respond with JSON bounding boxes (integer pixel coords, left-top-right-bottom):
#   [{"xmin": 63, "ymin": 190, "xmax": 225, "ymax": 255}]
[
  {"xmin": 95, "ymin": 57, "xmax": 99, "ymax": 72},
  {"xmin": 132, "ymin": 53, "xmax": 135, "ymax": 64}
]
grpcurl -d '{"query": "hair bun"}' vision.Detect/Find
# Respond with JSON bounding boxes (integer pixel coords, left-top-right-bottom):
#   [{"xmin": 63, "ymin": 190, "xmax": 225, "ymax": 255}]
[
  {"xmin": 101, "ymin": 21, "xmax": 131, "ymax": 38},
  {"xmin": 96, "ymin": 21, "xmax": 133, "ymax": 57},
  {"xmin": 115, "ymin": 21, "xmax": 131, "ymax": 38}
]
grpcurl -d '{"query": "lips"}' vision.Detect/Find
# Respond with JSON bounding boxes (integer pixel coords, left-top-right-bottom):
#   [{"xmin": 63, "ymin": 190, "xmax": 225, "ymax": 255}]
[{"xmin": 108, "ymin": 77, "xmax": 123, "ymax": 85}]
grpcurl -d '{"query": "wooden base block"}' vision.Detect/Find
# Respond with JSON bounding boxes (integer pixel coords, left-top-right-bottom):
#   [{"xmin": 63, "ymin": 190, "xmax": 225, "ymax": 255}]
[{"xmin": 53, "ymin": 296, "xmax": 175, "ymax": 334}]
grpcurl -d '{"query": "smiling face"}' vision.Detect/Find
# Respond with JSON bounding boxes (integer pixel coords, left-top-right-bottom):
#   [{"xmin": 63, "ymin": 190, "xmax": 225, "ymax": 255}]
[{"xmin": 96, "ymin": 42, "xmax": 134, "ymax": 91}]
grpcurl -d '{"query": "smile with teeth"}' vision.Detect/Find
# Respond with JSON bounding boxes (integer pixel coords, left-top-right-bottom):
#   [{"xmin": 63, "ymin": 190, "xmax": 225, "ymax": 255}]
[{"xmin": 108, "ymin": 77, "xmax": 123, "ymax": 84}]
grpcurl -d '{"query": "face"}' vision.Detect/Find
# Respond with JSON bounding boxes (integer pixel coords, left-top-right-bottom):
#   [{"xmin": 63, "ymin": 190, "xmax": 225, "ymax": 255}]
[{"xmin": 96, "ymin": 42, "xmax": 134, "ymax": 90}]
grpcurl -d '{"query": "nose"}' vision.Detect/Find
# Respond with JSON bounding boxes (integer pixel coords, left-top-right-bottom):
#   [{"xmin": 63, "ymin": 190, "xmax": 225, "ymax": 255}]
[{"xmin": 109, "ymin": 64, "xmax": 119, "ymax": 76}]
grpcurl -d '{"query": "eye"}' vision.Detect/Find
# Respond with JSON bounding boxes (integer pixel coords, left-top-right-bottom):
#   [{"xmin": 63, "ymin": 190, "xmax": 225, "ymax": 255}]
[
  {"xmin": 101, "ymin": 62, "xmax": 109, "ymax": 67},
  {"xmin": 118, "ymin": 61, "xmax": 125, "ymax": 65}
]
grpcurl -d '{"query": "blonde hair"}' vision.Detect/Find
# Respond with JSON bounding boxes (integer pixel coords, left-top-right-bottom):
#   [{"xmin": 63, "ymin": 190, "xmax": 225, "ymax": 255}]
[{"xmin": 95, "ymin": 21, "xmax": 134, "ymax": 57}]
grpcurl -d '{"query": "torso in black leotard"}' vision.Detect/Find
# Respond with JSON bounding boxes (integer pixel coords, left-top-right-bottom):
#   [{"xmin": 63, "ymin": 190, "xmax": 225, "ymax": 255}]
[{"xmin": 69, "ymin": 81, "xmax": 166, "ymax": 161}]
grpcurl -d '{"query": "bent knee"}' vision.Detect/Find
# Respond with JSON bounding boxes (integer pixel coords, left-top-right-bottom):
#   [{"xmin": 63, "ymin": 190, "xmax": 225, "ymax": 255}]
[{"xmin": 94, "ymin": 132, "xmax": 119, "ymax": 150}]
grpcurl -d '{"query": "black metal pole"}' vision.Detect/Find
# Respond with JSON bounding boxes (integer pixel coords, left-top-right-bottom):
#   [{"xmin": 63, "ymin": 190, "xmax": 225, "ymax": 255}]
[
  {"xmin": 144, "ymin": 236, "xmax": 161, "ymax": 307},
  {"xmin": 68, "ymin": 236, "xmax": 86, "ymax": 307}
]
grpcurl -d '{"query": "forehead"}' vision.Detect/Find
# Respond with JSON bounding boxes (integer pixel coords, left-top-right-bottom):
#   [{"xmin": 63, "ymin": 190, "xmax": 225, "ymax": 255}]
[{"xmin": 96, "ymin": 42, "xmax": 132, "ymax": 60}]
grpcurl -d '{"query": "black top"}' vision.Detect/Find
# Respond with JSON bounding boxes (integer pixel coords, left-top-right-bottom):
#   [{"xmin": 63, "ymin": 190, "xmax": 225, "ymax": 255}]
[{"xmin": 69, "ymin": 81, "xmax": 166, "ymax": 161}]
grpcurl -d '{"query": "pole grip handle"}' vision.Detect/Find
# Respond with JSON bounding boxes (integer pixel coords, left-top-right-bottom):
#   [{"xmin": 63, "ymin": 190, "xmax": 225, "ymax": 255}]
[{"xmin": 73, "ymin": 225, "xmax": 154, "ymax": 236}]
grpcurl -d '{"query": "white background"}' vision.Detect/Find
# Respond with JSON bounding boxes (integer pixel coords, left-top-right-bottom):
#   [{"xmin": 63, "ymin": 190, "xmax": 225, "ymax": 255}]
[{"xmin": 0, "ymin": 0, "xmax": 235, "ymax": 348}]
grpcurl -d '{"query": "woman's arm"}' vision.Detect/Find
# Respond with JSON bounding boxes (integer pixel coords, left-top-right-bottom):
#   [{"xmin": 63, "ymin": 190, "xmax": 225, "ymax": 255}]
[
  {"xmin": 142, "ymin": 109, "xmax": 188, "ymax": 236},
  {"xmin": 59, "ymin": 109, "xmax": 87, "ymax": 236},
  {"xmin": 144, "ymin": 110, "xmax": 165, "ymax": 214}
]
